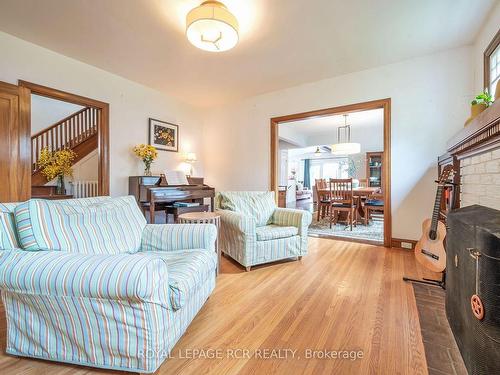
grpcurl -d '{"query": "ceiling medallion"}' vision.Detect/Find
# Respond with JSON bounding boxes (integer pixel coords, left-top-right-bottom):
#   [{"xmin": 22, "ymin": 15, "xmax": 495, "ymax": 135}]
[{"xmin": 186, "ymin": 1, "xmax": 239, "ymax": 52}]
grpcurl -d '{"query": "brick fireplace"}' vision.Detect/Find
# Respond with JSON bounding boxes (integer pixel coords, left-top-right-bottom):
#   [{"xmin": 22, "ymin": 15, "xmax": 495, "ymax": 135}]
[
  {"xmin": 442, "ymin": 99, "xmax": 500, "ymax": 375},
  {"xmin": 445, "ymin": 99, "xmax": 500, "ymax": 209},
  {"xmin": 460, "ymin": 148, "xmax": 500, "ymax": 209}
]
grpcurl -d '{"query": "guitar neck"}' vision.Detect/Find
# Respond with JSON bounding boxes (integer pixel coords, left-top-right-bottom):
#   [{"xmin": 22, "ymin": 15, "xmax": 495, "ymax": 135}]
[{"xmin": 430, "ymin": 185, "xmax": 444, "ymax": 232}]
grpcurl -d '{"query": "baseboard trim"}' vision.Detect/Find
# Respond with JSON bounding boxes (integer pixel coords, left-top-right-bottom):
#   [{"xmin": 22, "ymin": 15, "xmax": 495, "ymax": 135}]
[{"xmin": 391, "ymin": 237, "xmax": 417, "ymax": 250}]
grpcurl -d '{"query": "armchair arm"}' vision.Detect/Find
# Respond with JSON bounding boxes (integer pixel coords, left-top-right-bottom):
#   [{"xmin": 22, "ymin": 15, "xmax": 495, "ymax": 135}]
[
  {"xmin": 272, "ymin": 208, "xmax": 312, "ymax": 237},
  {"xmin": 0, "ymin": 250, "xmax": 169, "ymax": 305},
  {"xmin": 217, "ymin": 209, "xmax": 256, "ymax": 266},
  {"xmin": 217, "ymin": 209, "xmax": 256, "ymax": 235},
  {"xmin": 141, "ymin": 224, "xmax": 217, "ymax": 252}
]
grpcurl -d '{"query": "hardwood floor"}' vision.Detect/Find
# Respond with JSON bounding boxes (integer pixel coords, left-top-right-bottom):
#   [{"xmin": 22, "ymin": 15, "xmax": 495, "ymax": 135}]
[{"xmin": 0, "ymin": 238, "xmax": 437, "ymax": 375}]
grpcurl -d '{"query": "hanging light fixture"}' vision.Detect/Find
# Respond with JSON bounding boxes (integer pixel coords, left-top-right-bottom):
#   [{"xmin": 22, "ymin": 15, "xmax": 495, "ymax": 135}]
[
  {"xmin": 331, "ymin": 114, "xmax": 361, "ymax": 155},
  {"xmin": 186, "ymin": 1, "xmax": 239, "ymax": 52}
]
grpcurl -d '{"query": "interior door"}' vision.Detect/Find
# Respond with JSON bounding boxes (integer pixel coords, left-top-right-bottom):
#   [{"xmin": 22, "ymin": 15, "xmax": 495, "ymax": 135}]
[{"xmin": 0, "ymin": 81, "xmax": 30, "ymax": 202}]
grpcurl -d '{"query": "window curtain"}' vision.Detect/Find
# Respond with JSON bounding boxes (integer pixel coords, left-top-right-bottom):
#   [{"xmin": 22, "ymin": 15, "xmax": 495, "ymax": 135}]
[{"xmin": 303, "ymin": 159, "xmax": 311, "ymax": 189}]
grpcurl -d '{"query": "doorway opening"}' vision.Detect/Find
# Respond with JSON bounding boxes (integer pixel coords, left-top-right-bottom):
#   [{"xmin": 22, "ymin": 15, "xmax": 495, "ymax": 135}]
[
  {"xmin": 270, "ymin": 99, "xmax": 391, "ymax": 247},
  {"xmin": 19, "ymin": 81, "xmax": 109, "ymax": 198}
]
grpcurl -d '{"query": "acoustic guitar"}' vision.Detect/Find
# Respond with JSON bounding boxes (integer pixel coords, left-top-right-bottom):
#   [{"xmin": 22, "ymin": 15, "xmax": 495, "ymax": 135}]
[{"xmin": 414, "ymin": 165, "xmax": 454, "ymax": 273}]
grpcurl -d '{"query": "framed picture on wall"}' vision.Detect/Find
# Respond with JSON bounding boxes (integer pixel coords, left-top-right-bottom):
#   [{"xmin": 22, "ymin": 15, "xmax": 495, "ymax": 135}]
[{"xmin": 149, "ymin": 118, "xmax": 179, "ymax": 152}]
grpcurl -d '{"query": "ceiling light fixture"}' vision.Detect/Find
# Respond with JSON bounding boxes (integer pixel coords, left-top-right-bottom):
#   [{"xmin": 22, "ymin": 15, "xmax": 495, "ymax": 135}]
[
  {"xmin": 186, "ymin": 1, "xmax": 239, "ymax": 52},
  {"xmin": 331, "ymin": 114, "xmax": 361, "ymax": 155}
]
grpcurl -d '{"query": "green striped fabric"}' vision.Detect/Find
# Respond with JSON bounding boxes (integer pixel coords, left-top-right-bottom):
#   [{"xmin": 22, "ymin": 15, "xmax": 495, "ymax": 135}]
[
  {"xmin": 218, "ymin": 202, "xmax": 312, "ymax": 268},
  {"xmin": 141, "ymin": 224, "xmax": 217, "ymax": 253},
  {"xmin": 14, "ymin": 196, "xmax": 147, "ymax": 254},
  {"xmin": 0, "ymin": 203, "xmax": 21, "ymax": 250},
  {"xmin": 255, "ymin": 225, "xmax": 298, "ymax": 241},
  {"xmin": 0, "ymin": 196, "xmax": 219, "ymax": 373},
  {"xmin": 218, "ymin": 191, "xmax": 276, "ymax": 226}
]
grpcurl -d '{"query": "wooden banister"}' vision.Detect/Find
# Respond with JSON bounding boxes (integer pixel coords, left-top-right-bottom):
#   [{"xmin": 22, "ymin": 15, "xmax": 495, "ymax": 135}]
[
  {"xmin": 31, "ymin": 107, "xmax": 88, "ymax": 138},
  {"xmin": 31, "ymin": 106, "xmax": 100, "ymax": 174}
]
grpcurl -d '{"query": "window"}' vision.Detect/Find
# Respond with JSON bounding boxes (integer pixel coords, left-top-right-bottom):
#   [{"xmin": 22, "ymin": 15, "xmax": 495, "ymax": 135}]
[
  {"xmin": 484, "ymin": 29, "xmax": 500, "ymax": 96},
  {"xmin": 309, "ymin": 158, "xmax": 348, "ymax": 187}
]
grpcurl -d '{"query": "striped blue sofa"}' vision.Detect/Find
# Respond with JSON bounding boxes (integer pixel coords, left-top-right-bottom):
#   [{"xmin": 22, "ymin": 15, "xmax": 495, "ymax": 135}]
[
  {"xmin": 0, "ymin": 196, "xmax": 217, "ymax": 373},
  {"xmin": 216, "ymin": 191, "xmax": 312, "ymax": 271}
]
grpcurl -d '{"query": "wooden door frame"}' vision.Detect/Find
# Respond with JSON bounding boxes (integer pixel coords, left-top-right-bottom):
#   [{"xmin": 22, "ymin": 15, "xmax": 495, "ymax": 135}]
[
  {"xmin": 270, "ymin": 98, "xmax": 392, "ymax": 247},
  {"xmin": 19, "ymin": 81, "xmax": 110, "ymax": 195}
]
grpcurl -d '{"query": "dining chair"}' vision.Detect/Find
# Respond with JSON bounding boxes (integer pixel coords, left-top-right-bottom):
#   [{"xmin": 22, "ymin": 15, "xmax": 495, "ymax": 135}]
[
  {"xmin": 328, "ymin": 178, "xmax": 357, "ymax": 231},
  {"xmin": 358, "ymin": 178, "xmax": 368, "ymax": 188},
  {"xmin": 314, "ymin": 178, "xmax": 330, "ymax": 221},
  {"xmin": 364, "ymin": 193, "xmax": 384, "ymax": 225}
]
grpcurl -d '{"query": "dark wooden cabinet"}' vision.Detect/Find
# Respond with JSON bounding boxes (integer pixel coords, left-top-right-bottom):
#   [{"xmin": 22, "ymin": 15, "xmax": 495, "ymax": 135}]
[{"xmin": 366, "ymin": 151, "xmax": 383, "ymax": 188}]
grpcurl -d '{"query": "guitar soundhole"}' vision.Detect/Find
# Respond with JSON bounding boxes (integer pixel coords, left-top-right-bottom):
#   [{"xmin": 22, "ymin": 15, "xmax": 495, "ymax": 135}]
[{"xmin": 429, "ymin": 230, "xmax": 437, "ymax": 241}]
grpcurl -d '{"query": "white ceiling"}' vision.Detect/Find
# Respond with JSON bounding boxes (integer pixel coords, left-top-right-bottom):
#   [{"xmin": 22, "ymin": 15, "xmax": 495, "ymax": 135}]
[
  {"xmin": 280, "ymin": 109, "xmax": 384, "ymax": 136},
  {"xmin": 279, "ymin": 108, "xmax": 384, "ymax": 150},
  {"xmin": 0, "ymin": 0, "xmax": 495, "ymax": 107}
]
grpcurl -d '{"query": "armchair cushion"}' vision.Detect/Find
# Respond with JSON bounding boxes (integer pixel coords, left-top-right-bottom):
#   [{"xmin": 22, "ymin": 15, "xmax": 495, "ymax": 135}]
[
  {"xmin": 219, "ymin": 191, "xmax": 276, "ymax": 226},
  {"xmin": 141, "ymin": 224, "xmax": 217, "ymax": 252},
  {"xmin": 157, "ymin": 249, "xmax": 217, "ymax": 310},
  {"xmin": 0, "ymin": 250, "xmax": 170, "ymax": 305},
  {"xmin": 14, "ymin": 196, "xmax": 146, "ymax": 254},
  {"xmin": 256, "ymin": 225, "xmax": 298, "ymax": 241},
  {"xmin": 0, "ymin": 203, "xmax": 20, "ymax": 250}
]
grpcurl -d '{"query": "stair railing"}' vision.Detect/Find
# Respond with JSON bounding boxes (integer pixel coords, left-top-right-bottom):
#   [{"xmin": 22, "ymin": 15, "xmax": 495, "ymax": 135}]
[{"xmin": 31, "ymin": 107, "xmax": 99, "ymax": 173}]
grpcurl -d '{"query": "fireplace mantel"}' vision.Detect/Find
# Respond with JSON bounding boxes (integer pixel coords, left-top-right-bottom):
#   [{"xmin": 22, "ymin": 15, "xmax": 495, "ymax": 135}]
[{"xmin": 447, "ymin": 100, "xmax": 500, "ymax": 158}]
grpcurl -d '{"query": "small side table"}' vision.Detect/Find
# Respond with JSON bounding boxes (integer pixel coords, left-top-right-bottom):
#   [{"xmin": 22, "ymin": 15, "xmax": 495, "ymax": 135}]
[{"xmin": 178, "ymin": 212, "xmax": 221, "ymax": 274}]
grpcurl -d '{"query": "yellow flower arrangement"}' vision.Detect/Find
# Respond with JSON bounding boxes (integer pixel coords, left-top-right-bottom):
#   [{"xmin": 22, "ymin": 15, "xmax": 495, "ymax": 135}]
[
  {"xmin": 133, "ymin": 144, "xmax": 158, "ymax": 175},
  {"xmin": 37, "ymin": 147, "xmax": 77, "ymax": 181}
]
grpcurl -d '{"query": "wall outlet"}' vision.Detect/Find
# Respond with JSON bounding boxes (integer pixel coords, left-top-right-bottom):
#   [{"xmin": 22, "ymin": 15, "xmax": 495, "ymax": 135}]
[{"xmin": 401, "ymin": 241, "xmax": 414, "ymax": 249}]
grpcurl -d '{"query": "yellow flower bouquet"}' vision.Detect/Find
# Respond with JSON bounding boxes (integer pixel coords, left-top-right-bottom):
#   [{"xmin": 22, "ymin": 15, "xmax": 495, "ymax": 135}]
[
  {"xmin": 37, "ymin": 147, "xmax": 77, "ymax": 194},
  {"xmin": 133, "ymin": 144, "xmax": 158, "ymax": 176}
]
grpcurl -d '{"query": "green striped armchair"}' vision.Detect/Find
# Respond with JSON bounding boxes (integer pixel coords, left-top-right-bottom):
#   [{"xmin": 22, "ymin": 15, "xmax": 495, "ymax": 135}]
[{"xmin": 216, "ymin": 191, "xmax": 312, "ymax": 271}]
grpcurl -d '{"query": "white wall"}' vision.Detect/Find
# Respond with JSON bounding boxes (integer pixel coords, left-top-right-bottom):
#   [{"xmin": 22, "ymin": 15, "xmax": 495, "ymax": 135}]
[
  {"xmin": 71, "ymin": 150, "xmax": 98, "ymax": 182},
  {"xmin": 31, "ymin": 94, "xmax": 84, "ymax": 134},
  {"xmin": 0, "ymin": 31, "xmax": 205, "ymax": 197},
  {"xmin": 203, "ymin": 47, "xmax": 474, "ymax": 240},
  {"xmin": 472, "ymin": 2, "xmax": 500, "ymax": 93}
]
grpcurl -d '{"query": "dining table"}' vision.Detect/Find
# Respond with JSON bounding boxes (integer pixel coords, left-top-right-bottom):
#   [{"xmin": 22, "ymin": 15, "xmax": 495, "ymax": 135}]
[{"xmin": 317, "ymin": 186, "xmax": 381, "ymax": 221}]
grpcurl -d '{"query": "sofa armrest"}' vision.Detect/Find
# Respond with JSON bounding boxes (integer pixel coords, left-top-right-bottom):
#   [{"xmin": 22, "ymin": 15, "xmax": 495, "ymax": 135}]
[
  {"xmin": 141, "ymin": 224, "xmax": 217, "ymax": 252},
  {"xmin": 272, "ymin": 208, "xmax": 312, "ymax": 236},
  {"xmin": 0, "ymin": 250, "xmax": 169, "ymax": 305}
]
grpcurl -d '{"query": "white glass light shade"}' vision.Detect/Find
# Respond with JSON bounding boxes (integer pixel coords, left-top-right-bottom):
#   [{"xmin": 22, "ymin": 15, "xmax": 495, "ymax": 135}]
[
  {"xmin": 185, "ymin": 152, "xmax": 197, "ymax": 163},
  {"xmin": 331, "ymin": 143, "xmax": 361, "ymax": 155},
  {"xmin": 186, "ymin": 1, "xmax": 239, "ymax": 52}
]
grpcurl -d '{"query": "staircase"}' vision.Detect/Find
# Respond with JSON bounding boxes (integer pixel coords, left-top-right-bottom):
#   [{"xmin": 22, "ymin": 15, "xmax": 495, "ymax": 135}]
[{"xmin": 31, "ymin": 107, "xmax": 100, "ymax": 186}]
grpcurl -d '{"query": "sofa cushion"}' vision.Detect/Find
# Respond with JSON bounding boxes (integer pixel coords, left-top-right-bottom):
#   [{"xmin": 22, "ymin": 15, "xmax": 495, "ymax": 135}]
[
  {"xmin": 256, "ymin": 225, "xmax": 298, "ymax": 241},
  {"xmin": 156, "ymin": 249, "xmax": 217, "ymax": 310},
  {"xmin": 14, "ymin": 196, "xmax": 146, "ymax": 254},
  {"xmin": 0, "ymin": 203, "xmax": 20, "ymax": 250},
  {"xmin": 219, "ymin": 191, "xmax": 276, "ymax": 227}
]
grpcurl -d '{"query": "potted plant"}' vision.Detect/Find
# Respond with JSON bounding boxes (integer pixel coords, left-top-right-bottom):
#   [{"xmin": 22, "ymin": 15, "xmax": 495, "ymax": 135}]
[
  {"xmin": 466, "ymin": 90, "xmax": 494, "ymax": 126},
  {"xmin": 37, "ymin": 147, "xmax": 77, "ymax": 195},
  {"xmin": 133, "ymin": 144, "xmax": 158, "ymax": 176}
]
